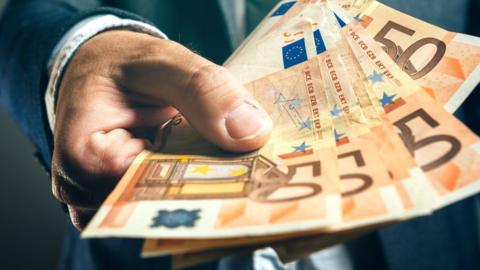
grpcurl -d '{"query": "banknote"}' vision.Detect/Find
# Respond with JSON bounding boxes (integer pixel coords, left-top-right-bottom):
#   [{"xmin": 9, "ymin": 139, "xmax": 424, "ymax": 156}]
[
  {"xmin": 225, "ymin": 0, "xmax": 309, "ymax": 65},
  {"xmin": 226, "ymin": 2, "xmax": 345, "ymax": 83},
  {"xmin": 81, "ymin": 149, "xmax": 340, "ymax": 238},
  {"xmin": 142, "ymin": 232, "xmax": 298, "ymax": 257},
  {"xmin": 344, "ymin": 22, "xmax": 480, "ymax": 208},
  {"xmin": 225, "ymin": 0, "xmax": 328, "ymax": 70},
  {"xmin": 249, "ymin": 9, "xmax": 479, "ymax": 260},
  {"xmin": 142, "ymin": 226, "xmax": 336, "ymax": 258},
  {"xmin": 335, "ymin": 0, "xmax": 480, "ymax": 113},
  {"xmin": 317, "ymin": 44, "xmax": 405, "ymax": 229}
]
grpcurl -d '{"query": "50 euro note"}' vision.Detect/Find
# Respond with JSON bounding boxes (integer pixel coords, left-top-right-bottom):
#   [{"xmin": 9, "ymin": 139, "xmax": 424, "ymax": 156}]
[
  {"xmin": 82, "ymin": 57, "xmax": 342, "ymax": 239},
  {"xmin": 225, "ymin": 2, "xmax": 345, "ymax": 84},
  {"xmin": 142, "ymin": 223, "xmax": 345, "ymax": 258},
  {"xmin": 316, "ymin": 47, "xmax": 405, "ymax": 230},
  {"xmin": 336, "ymin": 0, "xmax": 480, "ymax": 113},
  {"xmin": 315, "ymin": 15, "xmax": 435, "ymax": 221},
  {"xmin": 142, "ymin": 231, "xmax": 303, "ymax": 258},
  {"xmin": 225, "ymin": 0, "xmax": 311, "ymax": 65},
  {"xmin": 344, "ymin": 22, "xmax": 480, "ymax": 209}
]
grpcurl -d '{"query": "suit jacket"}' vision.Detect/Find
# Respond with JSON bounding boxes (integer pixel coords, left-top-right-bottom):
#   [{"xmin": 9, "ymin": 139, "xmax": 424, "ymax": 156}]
[{"xmin": 0, "ymin": 1, "xmax": 479, "ymax": 269}]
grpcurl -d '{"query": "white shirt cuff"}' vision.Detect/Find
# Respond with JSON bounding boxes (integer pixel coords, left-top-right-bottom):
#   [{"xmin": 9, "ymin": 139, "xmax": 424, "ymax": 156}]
[{"xmin": 45, "ymin": 14, "xmax": 167, "ymax": 132}]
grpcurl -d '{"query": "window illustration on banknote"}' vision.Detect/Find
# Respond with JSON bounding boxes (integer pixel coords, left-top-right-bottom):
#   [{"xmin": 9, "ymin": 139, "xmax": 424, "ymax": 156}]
[{"xmin": 128, "ymin": 154, "xmax": 321, "ymax": 203}]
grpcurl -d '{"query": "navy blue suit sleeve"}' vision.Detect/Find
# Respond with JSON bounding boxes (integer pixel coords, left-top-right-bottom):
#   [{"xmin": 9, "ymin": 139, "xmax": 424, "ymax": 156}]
[{"xmin": 0, "ymin": 0, "xmax": 154, "ymax": 171}]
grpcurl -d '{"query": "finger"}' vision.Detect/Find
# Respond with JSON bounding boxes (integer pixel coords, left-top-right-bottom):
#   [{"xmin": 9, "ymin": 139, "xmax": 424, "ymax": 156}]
[
  {"xmin": 67, "ymin": 205, "xmax": 96, "ymax": 230},
  {"xmin": 88, "ymin": 128, "xmax": 147, "ymax": 179},
  {"xmin": 52, "ymin": 128, "xmax": 148, "ymax": 209},
  {"xmin": 118, "ymin": 41, "xmax": 273, "ymax": 152},
  {"xmin": 51, "ymin": 172, "xmax": 105, "ymax": 210}
]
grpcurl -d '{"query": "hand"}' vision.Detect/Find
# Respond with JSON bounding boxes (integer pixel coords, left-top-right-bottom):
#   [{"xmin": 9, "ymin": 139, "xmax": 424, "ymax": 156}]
[{"xmin": 51, "ymin": 30, "xmax": 272, "ymax": 229}]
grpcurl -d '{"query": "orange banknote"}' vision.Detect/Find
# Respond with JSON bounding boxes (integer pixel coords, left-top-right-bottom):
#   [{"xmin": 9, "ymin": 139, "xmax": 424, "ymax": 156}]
[
  {"xmin": 82, "ymin": 148, "xmax": 340, "ymax": 238},
  {"xmin": 344, "ymin": 22, "xmax": 480, "ymax": 209},
  {"xmin": 317, "ymin": 43, "xmax": 405, "ymax": 230},
  {"xmin": 317, "ymin": 17, "xmax": 435, "ymax": 222},
  {"xmin": 336, "ymin": 0, "xmax": 480, "ymax": 112},
  {"xmin": 226, "ymin": 2, "xmax": 345, "ymax": 84},
  {"xmin": 226, "ymin": 0, "xmax": 309, "ymax": 65}
]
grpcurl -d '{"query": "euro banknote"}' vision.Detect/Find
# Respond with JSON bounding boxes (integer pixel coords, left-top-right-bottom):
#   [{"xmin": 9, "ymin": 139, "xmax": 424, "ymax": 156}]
[{"xmin": 336, "ymin": 0, "xmax": 480, "ymax": 112}]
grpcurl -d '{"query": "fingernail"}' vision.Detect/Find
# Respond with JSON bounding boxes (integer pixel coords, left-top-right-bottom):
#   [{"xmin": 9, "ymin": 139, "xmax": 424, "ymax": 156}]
[{"xmin": 225, "ymin": 103, "xmax": 270, "ymax": 140}]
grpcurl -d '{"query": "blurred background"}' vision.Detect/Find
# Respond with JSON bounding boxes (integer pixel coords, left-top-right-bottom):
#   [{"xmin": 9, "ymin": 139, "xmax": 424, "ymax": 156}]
[
  {"xmin": 0, "ymin": 0, "xmax": 478, "ymax": 270},
  {"xmin": 0, "ymin": 1, "xmax": 66, "ymax": 270}
]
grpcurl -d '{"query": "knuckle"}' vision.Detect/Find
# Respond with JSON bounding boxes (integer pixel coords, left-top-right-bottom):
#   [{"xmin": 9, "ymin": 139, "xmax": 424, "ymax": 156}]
[
  {"xmin": 51, "ymin": 172, "xmax": 77, "ymax": 207},
  {"xmin": 109, "ymin": 129, "xmax": 132, "ymax": 142},
  {"xmin": 141, "ymin": 38, "xmax": 179, "ymax": 58},
  {"xmin": 50, "ymin": 159, "xmax": 99, "ymax": 209},
  {"xmin": 51, "ymin": 166, "xmax": 70, "ymax": 205},
  {"xmin": 67, "ymin": 206, "xmax": 91, "ymax": 230},
  {"xmin": 67, "ymin": 206, "xmax": 82, "ymax": 230},
  {"xmin": 51, "ymin": 177, "xmax": 64, "ymax": 204}
]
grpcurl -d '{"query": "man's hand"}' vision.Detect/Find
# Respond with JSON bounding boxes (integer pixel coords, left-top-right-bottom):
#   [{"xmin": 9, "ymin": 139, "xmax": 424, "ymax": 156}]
[{"xmin": 51, "ymin": 30, "xmax": 273, "ymax": 229}]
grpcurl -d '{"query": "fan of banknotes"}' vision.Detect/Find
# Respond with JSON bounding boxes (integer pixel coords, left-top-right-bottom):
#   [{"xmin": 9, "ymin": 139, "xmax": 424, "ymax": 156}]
[{"xmin": 82, "ymin": 0, "xmax": 480, "ymax": 268}]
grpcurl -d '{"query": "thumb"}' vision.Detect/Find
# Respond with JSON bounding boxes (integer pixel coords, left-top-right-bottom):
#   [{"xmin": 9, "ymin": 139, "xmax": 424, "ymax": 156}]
[
  {"xmin": 174, "ymin": 64, "xmax": 274, "ymax": 152},
  {"xmin": 119, "ymin": 40, "xmax": 273, "ymax": 152}
]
